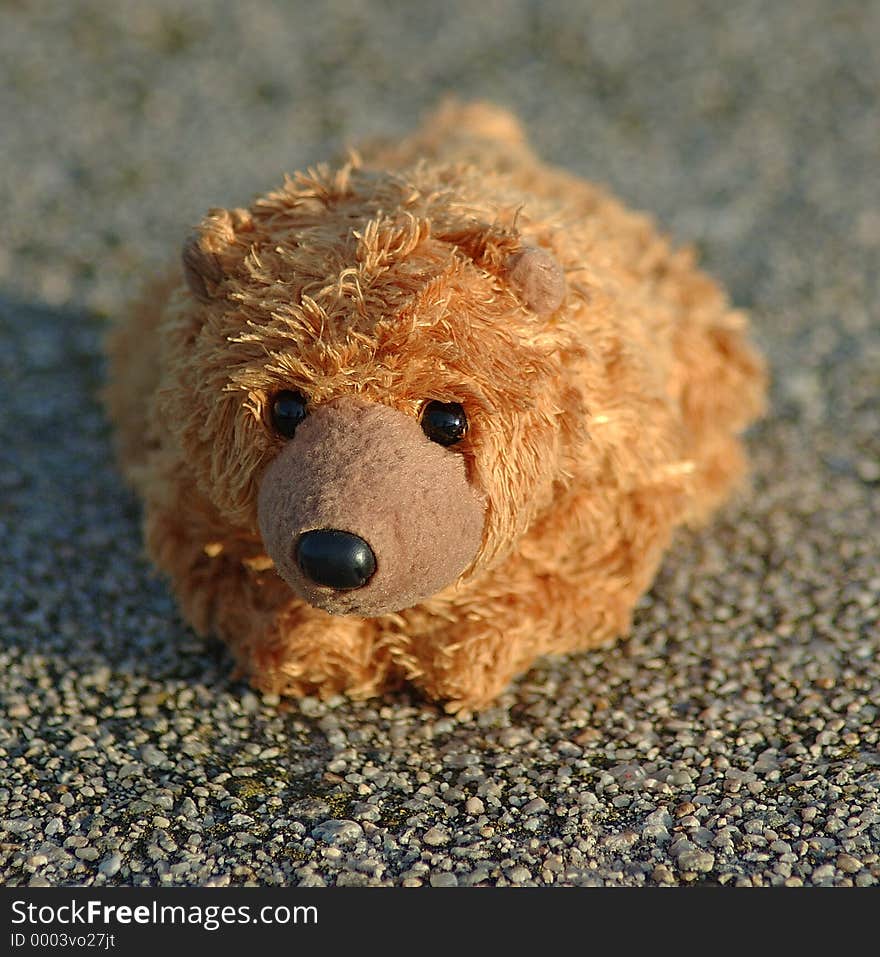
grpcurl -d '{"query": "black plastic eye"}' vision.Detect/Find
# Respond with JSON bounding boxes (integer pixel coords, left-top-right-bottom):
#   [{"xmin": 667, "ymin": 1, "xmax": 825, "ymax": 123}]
[
  {"xmin": 420, "ymin": 400, "xmax": 468, "ymax": 447},
  {"xmin": 270, "ymin": 390, "xmax": 308, "ymax": 439}
]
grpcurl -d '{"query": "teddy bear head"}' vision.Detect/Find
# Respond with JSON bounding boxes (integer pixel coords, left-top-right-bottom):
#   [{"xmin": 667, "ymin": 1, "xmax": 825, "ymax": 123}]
[{"xmin": 159, "ymin": 161, "xmax": 581, "ymax": 616}]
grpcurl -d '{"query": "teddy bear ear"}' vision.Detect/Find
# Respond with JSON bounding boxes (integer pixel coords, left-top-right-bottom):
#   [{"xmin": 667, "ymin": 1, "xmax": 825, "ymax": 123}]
[
  {"xmin": 182, "ymin": 234, "xmax": 223, "ymax": 303},
  {"xmin": 506, "ymin": 246, "xmax": 566, "ymax": 315},
  {"xmin": 182, "ymin": 207, "xmax": 252, "ymax": 303}
]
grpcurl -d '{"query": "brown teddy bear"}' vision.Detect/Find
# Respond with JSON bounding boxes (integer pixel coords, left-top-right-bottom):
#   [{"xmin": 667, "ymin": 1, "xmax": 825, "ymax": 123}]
[{"xmin": 105, "ymin": 101, "xmax": 766, "ymax": 712}]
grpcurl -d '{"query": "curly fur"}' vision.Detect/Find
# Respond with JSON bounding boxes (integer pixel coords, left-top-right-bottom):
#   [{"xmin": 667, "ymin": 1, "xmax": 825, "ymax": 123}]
[{"xmin": 105, "ymin": 101, "xmax": 766, "ymax": 712}]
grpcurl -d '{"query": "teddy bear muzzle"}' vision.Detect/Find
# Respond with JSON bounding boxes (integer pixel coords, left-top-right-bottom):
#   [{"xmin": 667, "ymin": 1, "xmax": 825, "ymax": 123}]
[{"xmin": 256, "ymin": 397, "xmax": 487, "ymax": 616}]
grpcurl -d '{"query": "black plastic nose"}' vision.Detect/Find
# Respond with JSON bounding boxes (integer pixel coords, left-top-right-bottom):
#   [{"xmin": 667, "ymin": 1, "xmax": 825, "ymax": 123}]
[{"xmin": 295, "ymin": 529, "xmax": 377, "ymax": 590}]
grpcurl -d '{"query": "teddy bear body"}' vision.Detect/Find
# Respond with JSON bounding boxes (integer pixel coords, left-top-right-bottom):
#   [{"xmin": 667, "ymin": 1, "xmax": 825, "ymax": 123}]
[{"xmin": 106, "ymin": 103, "xmax": 765, "ymax": 711}]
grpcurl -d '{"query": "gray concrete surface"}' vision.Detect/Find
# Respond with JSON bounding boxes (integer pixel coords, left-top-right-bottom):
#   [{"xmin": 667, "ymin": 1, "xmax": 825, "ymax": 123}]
[{"xmin": 1, "ymin": 0, "xmax": 877, "ymax": 887}]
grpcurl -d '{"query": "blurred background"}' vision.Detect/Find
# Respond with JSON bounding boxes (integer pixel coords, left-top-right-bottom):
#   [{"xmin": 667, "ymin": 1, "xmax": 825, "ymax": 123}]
[
  {"xmin": 3, "ymin": 0, "xmax": 877, "ymax": 327},
  {"xmin": 1, "ymin": 0, "xmax": 877, "ymax": 888}
]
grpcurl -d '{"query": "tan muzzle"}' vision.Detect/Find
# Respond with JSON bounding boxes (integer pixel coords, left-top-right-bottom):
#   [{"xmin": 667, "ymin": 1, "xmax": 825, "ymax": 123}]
[{"xmin": 257, "ymin": 398, "xmax": 486, "ymax": 616}]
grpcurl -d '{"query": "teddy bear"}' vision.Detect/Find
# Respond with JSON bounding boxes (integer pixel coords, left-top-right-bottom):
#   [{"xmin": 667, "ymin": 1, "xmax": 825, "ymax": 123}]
[{"xmin": 105, "ymin": 101, "xmax": 766, "ymax": 712}]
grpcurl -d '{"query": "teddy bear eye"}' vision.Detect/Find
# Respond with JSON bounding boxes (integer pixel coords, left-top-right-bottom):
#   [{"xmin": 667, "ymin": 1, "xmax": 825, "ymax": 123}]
[
  {"xmin": 420, "ymin": 400, "xmax": 468, "ymax": 447},
  {"xmin": 270, "ymin": 390, "xmax": 308, "ymax": 439}
]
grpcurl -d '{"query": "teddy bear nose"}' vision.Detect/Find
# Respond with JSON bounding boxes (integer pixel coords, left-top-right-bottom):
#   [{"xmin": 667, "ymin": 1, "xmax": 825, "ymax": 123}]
[{"xmin": 295, "ymin": 529, "xmax": 377, "ymax": 590}]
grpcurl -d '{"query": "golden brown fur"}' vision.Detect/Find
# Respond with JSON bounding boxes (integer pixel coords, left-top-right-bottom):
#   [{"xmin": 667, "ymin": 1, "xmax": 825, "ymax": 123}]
[{"xmin": 105, "ymin": 101, "xmax": 766, "ymax": 712}]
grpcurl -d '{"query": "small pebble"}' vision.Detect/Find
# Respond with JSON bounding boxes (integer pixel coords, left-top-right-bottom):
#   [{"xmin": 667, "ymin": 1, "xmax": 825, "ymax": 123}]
[
  {"xmin": 99, "ymin": 854, "xmax": 122, "ymax": 877},
  {"xmin": 465, "ymin": 797, "xmax": 485, "ymax": 815},
  {"xmin": 311, "ymin": 820, "xmax": 364, "ymax": 845},
  {"xmin": 423, "ymin": 827, "xmax": 450, "ymax": 847},
  {"xmin": 429, "ymin": 872, "xmax": 458, "ymax": 887}
]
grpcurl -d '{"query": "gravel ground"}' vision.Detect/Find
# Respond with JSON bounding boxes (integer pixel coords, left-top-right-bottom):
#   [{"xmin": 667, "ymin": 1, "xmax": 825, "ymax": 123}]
[{"xmin": 1, "ymin": 0, "xmax": 878, "ymax": 888}]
